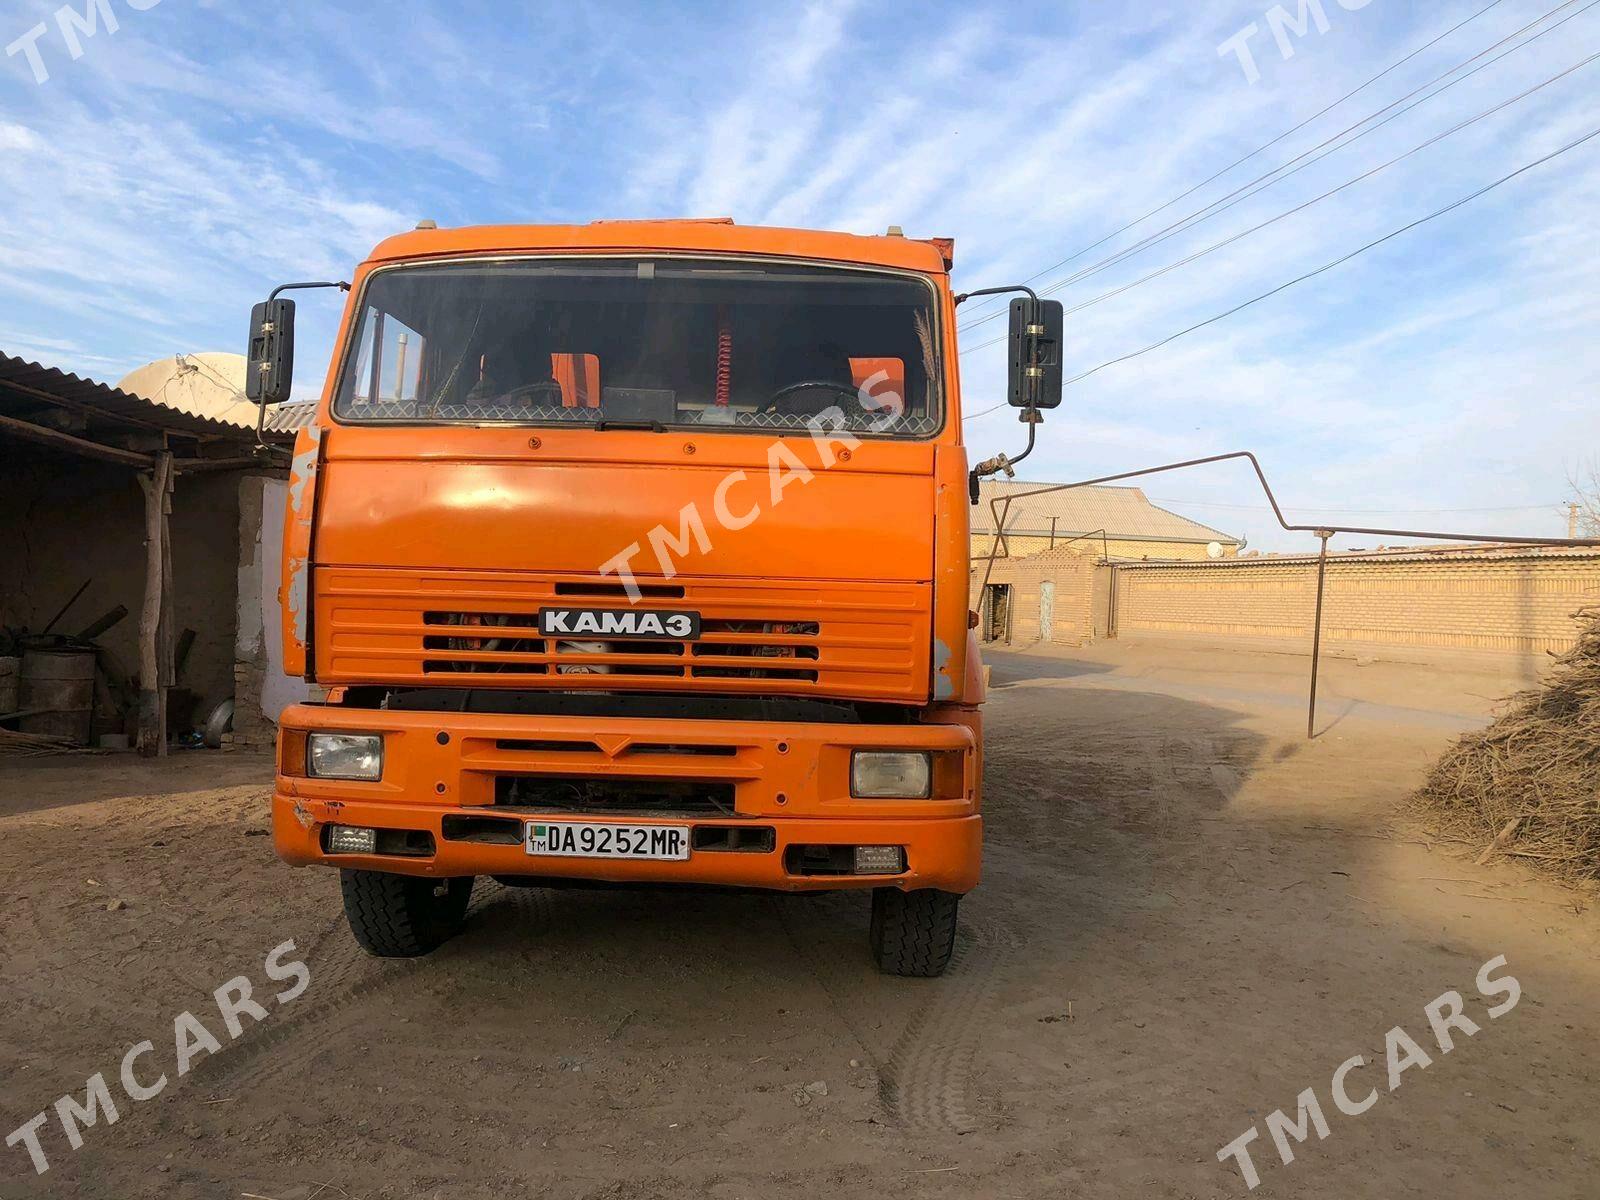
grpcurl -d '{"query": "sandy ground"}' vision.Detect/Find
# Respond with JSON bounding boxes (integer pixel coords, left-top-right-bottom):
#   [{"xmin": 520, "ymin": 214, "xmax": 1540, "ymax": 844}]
[{"xmin": 2, "ymin": 640, "xmax": 1596, "ymax": 1199}]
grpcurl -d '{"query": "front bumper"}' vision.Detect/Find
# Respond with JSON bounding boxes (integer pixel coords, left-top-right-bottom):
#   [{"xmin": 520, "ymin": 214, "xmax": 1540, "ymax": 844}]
[{"xmin": 273, "ymin": 703, "xmax": 982, "ymax": 894}]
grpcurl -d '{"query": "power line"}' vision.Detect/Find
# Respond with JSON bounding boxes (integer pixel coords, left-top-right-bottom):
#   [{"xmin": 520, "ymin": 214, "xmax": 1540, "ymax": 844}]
[
  {"xmin": 975, "ymin": 47, "xmax": 1599, "ymax": 338},
  {"xmin": 955, "ymin": 0, "xmax": 1511, "ymax": 327},
  {"xmin": 959, "ymin": 0, "xmax": 1592, "ymax": 333},
  {"xmin": 962, "ymin": 123, "xmax": 1600, "ymax": 421},
  {"xmin": 961, "ymin": 0, "xmax": 1585, "ymax": 330}
]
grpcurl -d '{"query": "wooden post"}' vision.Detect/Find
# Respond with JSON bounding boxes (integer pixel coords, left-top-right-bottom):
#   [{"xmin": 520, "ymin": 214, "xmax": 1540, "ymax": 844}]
[
  {"xmin": 137, "ymin": 451, "xmax": 173, "ymax": 756},
  {"xmin": 160, "ymin": 470, "xmax": 175, "ymax": 692}
]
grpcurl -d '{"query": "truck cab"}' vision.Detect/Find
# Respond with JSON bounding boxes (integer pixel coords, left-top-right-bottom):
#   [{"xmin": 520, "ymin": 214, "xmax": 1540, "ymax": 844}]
[{"xmin": 257, "ymin": 219, "xmax": 1012, "ymax": 976}]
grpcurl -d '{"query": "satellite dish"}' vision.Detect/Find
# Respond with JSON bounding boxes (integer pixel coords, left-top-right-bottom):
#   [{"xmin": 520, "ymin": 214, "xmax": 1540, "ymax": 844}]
[
  {"xmin": 1206, "ymin": 541, "xmax": 1225, "ymax": 559},
  {"xmin": 116, "ymin": 352, "xmax": 257, "ymax": 428}
]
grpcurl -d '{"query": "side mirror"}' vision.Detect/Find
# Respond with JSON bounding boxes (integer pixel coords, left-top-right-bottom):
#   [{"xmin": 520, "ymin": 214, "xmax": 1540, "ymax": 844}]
[
  {"xmin": 1007, "ymin": 298, "xmax": 1063, "ymax": 410},
  {"xmin": 246, "ymin": 298, "xmax": 296, "ymax": 405}
]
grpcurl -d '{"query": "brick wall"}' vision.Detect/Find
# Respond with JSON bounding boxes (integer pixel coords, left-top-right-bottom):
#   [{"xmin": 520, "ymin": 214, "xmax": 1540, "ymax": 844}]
[{"xmin": 1113, "ymin": 554, "xmax": 1600, "ymax": 656}]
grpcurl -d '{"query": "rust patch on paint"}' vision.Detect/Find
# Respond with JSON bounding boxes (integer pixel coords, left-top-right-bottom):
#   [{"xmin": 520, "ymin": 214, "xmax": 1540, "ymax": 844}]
[
  {"xmin": 933, "ymin": 638, "xmax": 955, "ymax": 700},
  {"xmin": 284, "ymin": 425, "xmax": 323, "ymax": 652}
]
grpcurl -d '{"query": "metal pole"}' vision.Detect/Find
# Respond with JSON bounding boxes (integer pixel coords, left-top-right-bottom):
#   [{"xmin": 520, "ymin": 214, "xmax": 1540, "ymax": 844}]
[
  {"xmin": 978, "ymin": 496, "xmax": 1018, "ymax": 596},
  {"xmin": 395, "ymin": 332, "xmax": 409, "ymax": 400},
  {"xmin": 1102, "ymin": 530, "xmax": 1114, "ymax": 638},
  {"xmin": 986, "ymin": 449, "xmax": 1600, "ymax": 550},
  {"xmin": 1307, "ymin": 530, "xmax": 1332, "ymax": 740}
]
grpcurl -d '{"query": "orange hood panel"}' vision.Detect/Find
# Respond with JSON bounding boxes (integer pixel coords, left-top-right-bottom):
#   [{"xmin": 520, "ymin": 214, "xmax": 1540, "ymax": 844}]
[{"xmin": 313, "ymin": 456, "xmax": 935, "ymax": 583}]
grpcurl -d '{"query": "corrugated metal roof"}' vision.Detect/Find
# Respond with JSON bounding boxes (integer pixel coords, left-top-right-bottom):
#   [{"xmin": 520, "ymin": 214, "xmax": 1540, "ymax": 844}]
[
  {"xmin": 262, "ymin": 401, "xmax": 316, "ymax": 433},
  {"xmin": 0, "ymin": 352, "xmax": 292, "ymax": 446},
  {"xmin": 974, "ymin": 480, "xmax": 1240, "ymax": 545}
]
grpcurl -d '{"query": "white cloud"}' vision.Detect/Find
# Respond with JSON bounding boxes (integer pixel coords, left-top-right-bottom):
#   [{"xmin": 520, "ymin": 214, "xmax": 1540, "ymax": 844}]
[
  {"xmin": 0, "ymin": 0, "xmax": 1594, "ymax": 551},
  {"xmin": 0, "ymin": 122, "xmax": 41, "ymax": 151}
]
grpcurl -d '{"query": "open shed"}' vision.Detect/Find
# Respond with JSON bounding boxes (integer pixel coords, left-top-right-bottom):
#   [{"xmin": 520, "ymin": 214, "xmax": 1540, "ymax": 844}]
[{"xmin": 0, "ymin": 353, "xmax": 293, "ymax": 755}]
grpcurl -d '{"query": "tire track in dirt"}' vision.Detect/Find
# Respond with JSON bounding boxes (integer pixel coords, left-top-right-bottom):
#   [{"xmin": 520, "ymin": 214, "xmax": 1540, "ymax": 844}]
[
  {"xmin": 770, "ymin": 894, "xmax": 884, "ymax": 1064},
  {"xmin": 877, "ymin": 918, "xmax": 1017, "ymax": 1133},
  {"xmin": 197, "ymin": 911, "xmax": 405, "ymax": 1092},
  {"xmin": 773, "ymin": 893, "xmax": 1018, "ymax": 1134},
  {"xmin": 203, "ymin": 882, "xmax": 547, "ymax": 1093}
]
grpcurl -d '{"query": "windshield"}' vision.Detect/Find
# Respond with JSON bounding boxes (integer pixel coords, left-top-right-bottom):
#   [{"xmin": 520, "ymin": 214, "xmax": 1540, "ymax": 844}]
[{"xmin": 333, "ymin": 258, "xmax": 942, "ymax": 436}]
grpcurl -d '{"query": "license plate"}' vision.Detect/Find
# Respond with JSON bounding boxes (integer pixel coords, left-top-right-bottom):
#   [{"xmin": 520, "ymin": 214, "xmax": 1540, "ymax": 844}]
[{"xmin": 525, "ymin": 820, "xmax": 691, "ymax": 861}]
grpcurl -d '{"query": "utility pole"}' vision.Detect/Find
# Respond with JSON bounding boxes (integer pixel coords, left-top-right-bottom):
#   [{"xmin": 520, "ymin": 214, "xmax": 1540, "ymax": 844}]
[{"xmin": 1570, "ymin": 502, "xmax": 1581, "ymax": 539}]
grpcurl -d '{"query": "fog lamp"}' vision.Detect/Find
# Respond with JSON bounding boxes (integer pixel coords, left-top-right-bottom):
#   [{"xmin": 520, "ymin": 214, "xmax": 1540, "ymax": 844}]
[
  {"xmin": 853, "ymin": 845, "xmax": 905, "ymax": 874},
  {"xmin": 326, "ymin": 825, "xmax": 377, "ymax": 855},
  {"xmin": 850, "ymin": 751, "xmax": 930, "ymax": 798},
  {"xmin": 307, "ymin": 732, "xmax": 384, "ymax": 781}
]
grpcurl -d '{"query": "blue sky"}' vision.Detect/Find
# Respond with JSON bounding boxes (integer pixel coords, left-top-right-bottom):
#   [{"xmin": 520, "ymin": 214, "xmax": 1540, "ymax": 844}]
[{"xmin": 2, "ymin": 0, "xmax": 1596, "ymax": 549}]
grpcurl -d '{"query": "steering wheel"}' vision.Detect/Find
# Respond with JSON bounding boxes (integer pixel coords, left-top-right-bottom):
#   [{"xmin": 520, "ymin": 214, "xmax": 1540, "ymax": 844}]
[{"xmin": 760, "ymin": 379, "xmax": 861, "ymax": 415}]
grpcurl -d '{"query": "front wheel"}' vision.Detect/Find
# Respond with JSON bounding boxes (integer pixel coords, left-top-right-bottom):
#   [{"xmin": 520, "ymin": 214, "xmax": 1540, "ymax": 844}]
[
  {"xmin": 340, "ymin": 870, "xmax": 474, "ymax": 958},
  {"xmin": 869, "ymin": 887, "xmax": 960, "ymax": 977}
]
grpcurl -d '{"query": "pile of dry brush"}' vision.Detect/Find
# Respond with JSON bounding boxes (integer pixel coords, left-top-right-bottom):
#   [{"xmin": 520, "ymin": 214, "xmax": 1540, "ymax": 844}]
[
  {"xmin": 0, "ymin": 727, "xmax": 84, "ymax": 758},
  {"xmin": 1414, "ymin": 607, "xmax": 1600, "ymax": 887}
]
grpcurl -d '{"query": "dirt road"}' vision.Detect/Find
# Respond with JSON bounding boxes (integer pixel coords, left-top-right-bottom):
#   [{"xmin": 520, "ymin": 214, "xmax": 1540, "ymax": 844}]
[{"xmin": 3, "ymin": 641, "xmax": 1596, "ymax": 1198}]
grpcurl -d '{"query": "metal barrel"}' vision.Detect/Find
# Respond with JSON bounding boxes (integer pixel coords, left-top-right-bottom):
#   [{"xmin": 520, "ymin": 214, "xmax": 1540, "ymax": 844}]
[{"xmin": 19, "ymin": 648, "xmax": 96, "ymax": 745}]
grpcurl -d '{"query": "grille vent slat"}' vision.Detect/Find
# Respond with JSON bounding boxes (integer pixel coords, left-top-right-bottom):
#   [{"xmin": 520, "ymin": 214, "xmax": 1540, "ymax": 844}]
[{"xmin": 416, "ymin": 610, "xmax": 823, "ymax": 681}]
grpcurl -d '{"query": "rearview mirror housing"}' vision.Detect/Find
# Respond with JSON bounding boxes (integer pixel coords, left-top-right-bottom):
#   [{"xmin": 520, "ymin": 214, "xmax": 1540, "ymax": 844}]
[
  {"xmin": 1007, "ymin": 298, "xmax": 1063, "ymax": 410},
  {"xmin": 246, "ymin": 298, "xmax": 296, "ymax": 405}
]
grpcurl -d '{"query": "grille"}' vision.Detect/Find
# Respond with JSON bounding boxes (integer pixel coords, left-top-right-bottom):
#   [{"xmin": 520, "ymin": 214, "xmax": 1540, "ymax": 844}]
[
  {"xmin": 494, "ymin": 775, "xmax": 736, "ymax": 817},
  {"xmin": 420, "ymin": 613, "xmax": 820, "ymax": 680},
  {"xmin": 318, "ymin": 571, "xmax": 930, "ymax": 702}
]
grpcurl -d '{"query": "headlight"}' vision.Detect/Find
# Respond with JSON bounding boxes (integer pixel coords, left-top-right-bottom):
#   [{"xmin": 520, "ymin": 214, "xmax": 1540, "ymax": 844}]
[
  {"xmin": 307, "ymin": 733, "xmax": 384, "ymax": 781},
  {"xmin": 851, "ymin": 751, "xmax": 930, "ymax": 799}
]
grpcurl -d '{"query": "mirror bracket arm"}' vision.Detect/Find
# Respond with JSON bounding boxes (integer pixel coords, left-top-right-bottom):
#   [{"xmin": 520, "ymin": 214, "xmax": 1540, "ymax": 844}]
[
  {"xmin": 268, "ymin": 280, "xmax": 351, "ymax": 302},
  {"xmin": 954, "ymin": 284, "xmax": 1039, "ymax": 306},
  {"xmin": 967, "ymin": 415, "xmax": 1039, "ymax": 504}
]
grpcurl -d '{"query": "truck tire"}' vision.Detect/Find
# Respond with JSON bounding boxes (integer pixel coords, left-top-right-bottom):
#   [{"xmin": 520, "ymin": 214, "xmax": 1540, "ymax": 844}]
[
  {"xmin": 869, "ymin": 887, "xmax": 959, "ymax": 977},
  {"xmin": 340, "ymin": 870, "xmax": 474, "ymax": 958}
]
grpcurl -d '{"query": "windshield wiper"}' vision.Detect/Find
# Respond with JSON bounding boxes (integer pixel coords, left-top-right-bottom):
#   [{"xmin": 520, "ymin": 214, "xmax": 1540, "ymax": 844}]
[{"xmin": 595, "ymin": 418, "xmax": 666, "ymax": 432}]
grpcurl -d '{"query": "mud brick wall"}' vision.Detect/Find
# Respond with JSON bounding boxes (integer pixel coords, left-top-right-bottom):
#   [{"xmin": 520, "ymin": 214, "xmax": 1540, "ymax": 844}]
[
  {"xmin": 970, "ymin": 545, "xmax": 1099, "ymax": 646},
  {"xmin": 1112, "ymin": 555, "xmax": 1600, "ymax": 656}
]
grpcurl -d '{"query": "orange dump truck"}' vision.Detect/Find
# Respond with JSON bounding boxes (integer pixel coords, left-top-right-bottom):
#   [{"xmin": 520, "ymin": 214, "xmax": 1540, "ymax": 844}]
[{"xmin": 248, "ymin": 219, "xmax": 1061, "ymax": 975}]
